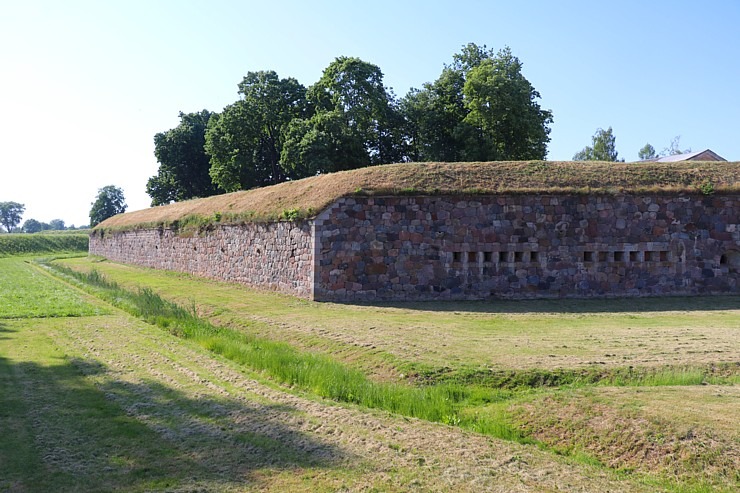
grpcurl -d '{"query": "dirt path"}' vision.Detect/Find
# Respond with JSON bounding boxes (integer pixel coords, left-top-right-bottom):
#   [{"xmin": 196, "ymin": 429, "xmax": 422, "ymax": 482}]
[{"xmin": 44, "ymin": 311, "xmax": 652, "ymax": 492}]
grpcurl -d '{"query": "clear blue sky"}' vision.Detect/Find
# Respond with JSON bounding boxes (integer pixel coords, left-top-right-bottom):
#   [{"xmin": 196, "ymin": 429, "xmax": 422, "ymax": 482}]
[{"xmin": 1, "ymin": 0, "xmax": 739, "ymax": 227}]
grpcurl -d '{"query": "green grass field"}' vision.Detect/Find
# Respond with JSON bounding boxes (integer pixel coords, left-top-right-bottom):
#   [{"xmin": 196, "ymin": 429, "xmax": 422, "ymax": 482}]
[
  {"xmin": 1, "ymin": 252, "xmax": 737, "ymax": 491},
  {"xmin": 0, "ymin": 232, "xmax": 88, "ymax": 257}
]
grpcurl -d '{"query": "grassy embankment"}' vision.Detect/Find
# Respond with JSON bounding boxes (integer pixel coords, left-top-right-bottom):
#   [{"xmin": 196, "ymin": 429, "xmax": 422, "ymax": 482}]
[
  {"xmin": 0, "ymin": 231, "xmax": 88, "ymax": 257},
  {"xmin": 46, "ymin": 256, "xmax": 740, "ymax": 492}
]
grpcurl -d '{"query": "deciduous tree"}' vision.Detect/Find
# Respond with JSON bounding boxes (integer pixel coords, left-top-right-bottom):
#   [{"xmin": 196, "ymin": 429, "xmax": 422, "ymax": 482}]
[
  {"xmin": 0, "ymin": 201, "xmax": 25, "ymax": 233},
  {"xmin": 281, "ymin": 57, "xmax": 406, "ymax": 177},
  {"xmin": 573, "ymin": 127, "xmax": 622, "ymax": 162},
  {"xmin": 89, "ymin": 186, "xmax": 126, "ymax": 227},
  {"xmin": 147, "ymin": 110, "xmax": 220, "ymax": 205},
  {"xmin": 638, "ymin": 143, "xmax": 657, "ymax": 160},
  {"xmin": 206, "ymin": 71, "xmax": 309, "ymax": 192},
  {"xmin": 401, "ymin": 43, "xmax": 552, "ymax": 162}
]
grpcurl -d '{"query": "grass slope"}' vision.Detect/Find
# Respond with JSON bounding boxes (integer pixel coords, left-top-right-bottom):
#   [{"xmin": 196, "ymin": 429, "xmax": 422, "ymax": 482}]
[
  {"xmin": 95, "ymin": 160, "xmax": 740, "ymax": 230},
  {"xmin": 0, "ymin": 233, "xmax": 88, "ymax": 257}
]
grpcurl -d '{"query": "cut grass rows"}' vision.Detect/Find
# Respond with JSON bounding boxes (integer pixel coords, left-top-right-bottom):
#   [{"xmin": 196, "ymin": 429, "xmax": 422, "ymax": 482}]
[
  {"xmin": 42, "ymin": 261, "xmax": 738, "ymax": 446},
  {"xmin": 43, "ymin": 262, "xmax": 528, "ymax": 442}
]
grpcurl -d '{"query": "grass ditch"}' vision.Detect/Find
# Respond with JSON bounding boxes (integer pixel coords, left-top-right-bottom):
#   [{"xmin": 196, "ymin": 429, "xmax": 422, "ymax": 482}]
[{"xmin": 41, "ymin": 261, "xmax": 527, "ymax": 443}]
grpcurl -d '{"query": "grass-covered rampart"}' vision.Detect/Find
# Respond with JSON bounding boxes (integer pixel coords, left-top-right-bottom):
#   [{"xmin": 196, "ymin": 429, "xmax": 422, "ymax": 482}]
[
  {"xmin": 93, "ymin": 160, "xmax": 740, "ymax": 233},
  {"xmin": 0, "ymin": 233, "xmax": 89, "ymax": 257}
]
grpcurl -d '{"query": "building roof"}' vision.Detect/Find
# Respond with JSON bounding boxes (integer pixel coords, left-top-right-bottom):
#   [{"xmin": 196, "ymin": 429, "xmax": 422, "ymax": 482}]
[
  {"xmin": 95, "ymin": 160, "xmax": 740, "ymax": 231},
  {"xmin": 655, "ymin": 149, "xmax": 726, "ymax": 163}
]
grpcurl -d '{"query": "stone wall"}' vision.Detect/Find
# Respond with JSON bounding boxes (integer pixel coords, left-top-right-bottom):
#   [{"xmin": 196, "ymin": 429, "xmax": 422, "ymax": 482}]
[
  {"xmin": 312, "ymin": 194, "xmax": 740, "ymax": 301},
  {"xmin": 89, "ymin": 222, "xmax": 314, "ymax": 298},
  {"xmin": 90, "ymin": 193, "xmax": 739, "ymax": 302}
]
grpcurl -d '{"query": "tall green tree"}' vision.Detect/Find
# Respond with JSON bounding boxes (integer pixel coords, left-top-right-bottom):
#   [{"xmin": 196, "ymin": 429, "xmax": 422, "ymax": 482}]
[
  {"xmin": 463, "ymin": 47, "xmax": 553, "ymax": 160},
  {"xmin": 638, "ymin": 143, "xmax": 657, "ymax": 160},
  {"xmin": 0, "ymin": 201, "xmax": 25, "ymax": 233},
  {"xmin": 282, "ymin": 57, "xmax": 406, "ymax": 177},
  {"xmin": 147, "ymin": 110, "xmax": 220, "ymax": 206},
  {"xmin": 573, "ymin": 127, "xmax": 623, "ymax": 162},
  {"xmin": 401, "ymin": 43, "xmax": 552, "ymax": 162},
  {"xmin": 22, "ymin": 218, "xmax": 43, "ymax": 233},
  {"xmin": 89, "ymin": 186, "xmax": 126, "ymax": 227},
  {"xmin": 48, "ymin": 219, "xmax": 65, "ymax": 231},
  {"xmin": 206, "ymin": 71, "xmax": 309, "ymax": 192}
]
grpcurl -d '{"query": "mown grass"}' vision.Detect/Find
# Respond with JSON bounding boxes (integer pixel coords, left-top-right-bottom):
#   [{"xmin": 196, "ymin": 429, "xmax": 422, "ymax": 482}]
[
  {"xmin": 0, "ymin": 232, "xmax": 88, "ymax": 257},
  {"xmin": 0, "ymin": 258, "xmax": 106, "ymax": 318},
  {"xmin": 43, "ymin": 261, "xmax": 528, "ymax": 442}
]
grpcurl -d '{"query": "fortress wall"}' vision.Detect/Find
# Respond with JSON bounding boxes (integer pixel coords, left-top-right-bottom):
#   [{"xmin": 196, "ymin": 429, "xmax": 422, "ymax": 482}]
[
  {"xmin": 312, "ymin": 194, "xmax": 739, "ymax": 301},
  {"xmin": 89, "ymin": 222, "xmax": 314, "ymax": 298}
]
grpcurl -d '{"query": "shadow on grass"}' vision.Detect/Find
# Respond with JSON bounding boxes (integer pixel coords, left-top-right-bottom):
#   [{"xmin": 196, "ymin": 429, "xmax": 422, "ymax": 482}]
[
  {"xmin": 369, "ymin": 294, "xmax": 740, "ymax": 314},
  {"xmin": 0, "ymin": 354, "xmax": 347, "ymax": 492},
  {"xmin": 0, "ymin": 320, "xmax": 13, "ymax": 340}
]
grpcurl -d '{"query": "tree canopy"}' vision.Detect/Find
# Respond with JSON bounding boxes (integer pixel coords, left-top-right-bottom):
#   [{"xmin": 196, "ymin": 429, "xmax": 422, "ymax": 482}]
[
  {"xmin": 402, "ymin": 44, "xmax": 552, "ymax": 162},
  {"xmin": 573, "ymin": 127, "xmax": 623, "ymax": 162},
  {"xmin": 90, "ymin": 186, "xmax": 127, "ymax": 227},
  {"xmin": 151, "ymin": 44, "xmax": 554, "ymax": 201},
  {"xmin": 147, "ymin": 110, "xmax": 221, "ymax": 206},
  {"xmin": 205, "ymin": 71, "xmax": 309, "ymax": 192},
  {"xmin": 0, "ymin": 201, "xmax": 25, "ymax": 233}
]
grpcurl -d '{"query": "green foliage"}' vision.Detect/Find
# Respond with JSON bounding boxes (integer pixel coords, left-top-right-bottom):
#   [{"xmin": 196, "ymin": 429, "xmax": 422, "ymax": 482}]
[
  {"xmin": 698, "ymin": 178, "xmax": 715, "ymax": 195},
  {"xmin": 638, "ymin": 143, "xmax": 657, "ymax": 160},
  {"xmin": 401, "ymin": 44, "xmax": 552, "ymax": 161},
  {"xmin": 205, "ymin": 71, "xmax": 309, "ymax": 192},
  {"xmin": 147, "ymin": 110, "xmax": 222, "ymax": 205},
  {"xmin": 89, "ymin": 185, "xmax": 127, "ymax": 227},
  {"xmin": 282, "ymin": 57, "xmax": 406, "ymax": 177},
  {"xmin": 0, "ymin": 233, "xmax": 88, "ymax": 257},
  {"xmin": 0, "ymin": 201, "xmax": 25, "ymax": 233},
  {"xmin": 463, "ymin": 47, "xmax": 553, "ymax": 160},
  {"xmin": 573, "ymin": 127, "xmax": 623, "ymax": 162}
]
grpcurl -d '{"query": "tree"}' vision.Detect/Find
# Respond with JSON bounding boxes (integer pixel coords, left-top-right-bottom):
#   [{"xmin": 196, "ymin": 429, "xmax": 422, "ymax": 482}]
[
  {"xmin": 89, "ymin": 186, "xmax": 127, "ymax": 227},
  {"xmin": 48, "ymin": 219, "xmax": 65, "ymax": 230},
  {"xmin": 22, "ymin": 218, "xmax": 43, "ymax": 233},
  {"xmin": 206, "ymin": 71, "xmax": 309, "ymax": 192},
  {"xmin": 147, "ymin": 110, "xmax": 221, "ymax": 206},
  {"xmin": 401, "ymin": 43, "xmax": 552, "ymax": 162},
  {"xmin": 0, "ymin": 201, "xmax": 25, "ymax": 233},
  {"xmin": 573, "ymin": 127, "xmax": 622, "ymax": 162},
  {"xmin": 282, "ymin": 57, "xmax": 406, "ymax": 177},
  {"xmin": 463, "ymin": 47, "xmax": 553, "ymax": 160},
  {"xmin": 638, "ymin": 143, "xmax": 657, "ymax": 160}
]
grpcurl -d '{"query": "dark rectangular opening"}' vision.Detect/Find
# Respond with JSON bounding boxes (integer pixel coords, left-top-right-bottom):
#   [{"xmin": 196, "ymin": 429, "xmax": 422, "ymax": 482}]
[
  {"xmin": 583, "ymin": 251, "xmax": 594, "ymax": 262},
  {"xmin": 598, "ymin": 251, "xmax": 608, "ymax": 262},
  {"xmin": 614, "ymin": 251, "xmax": 624, "ymax": 262},
  {"xmin": 483, "ymin": 251, "xmax": 493, "ymax": 262},
  {"xmin": 514, "ymin": 251, "xmax": 523, "ymax": 262},
  {"xmin": 629, "ymin": 251, "xmax": 638, "ymax": 262},
  {"xmin": 499, "ymin": 251, "xmax": 508, "ymax": 263},
  {"xmin": 645, "ymin": 251, "xmax": 656, "ymax": 262},
  {"xmin": 660, "ymin": 251, "xmax": 668, "ymax": 262},
  {"xmin": 468, "ymin": 252, "xmax": 477, "ymax": 263},
  {"xmin": 452, "ymin": 252, "xmax": 462, "ymax": 263},
  {"xmin": 530, "ymin": 251, "xmax": 539, "ymax": 262}
]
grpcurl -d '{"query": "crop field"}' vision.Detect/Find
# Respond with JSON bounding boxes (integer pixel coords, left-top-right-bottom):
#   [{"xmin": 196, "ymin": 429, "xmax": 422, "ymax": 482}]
[{"xmin": 1, "ymin": 254, "xmax": 738, "ymax": 492}]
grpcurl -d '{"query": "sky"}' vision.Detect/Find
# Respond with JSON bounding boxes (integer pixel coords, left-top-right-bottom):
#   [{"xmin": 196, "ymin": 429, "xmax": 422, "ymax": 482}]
[{"xmin": 1, "ymin": 0, "xmax": 739, "ymax": 227}]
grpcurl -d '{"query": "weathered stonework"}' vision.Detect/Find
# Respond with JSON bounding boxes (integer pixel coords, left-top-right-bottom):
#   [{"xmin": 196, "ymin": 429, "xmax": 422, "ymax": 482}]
[
  {"xmin": 90, "ymin": 193, "xmax": 739, "ymax": 302},
  {"xmin": 90, "ymin": 222, "xmax": 313, "ymax": 298}
]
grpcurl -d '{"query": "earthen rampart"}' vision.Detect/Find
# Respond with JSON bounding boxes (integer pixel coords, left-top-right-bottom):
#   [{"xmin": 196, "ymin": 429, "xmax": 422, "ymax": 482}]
[{"xmin": 89, "ymin": 192, "xmax": 739, "ymax": 301}]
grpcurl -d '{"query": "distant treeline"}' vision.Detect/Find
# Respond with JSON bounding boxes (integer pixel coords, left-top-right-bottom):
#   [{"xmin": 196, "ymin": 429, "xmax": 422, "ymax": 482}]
[
  {"xmin": 147, "ymin": 43, "xmax": 553, "ymax": 205},
  {"xmin": 0, "ymin": 233, "xmax": 89, "ymax": 257}
]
